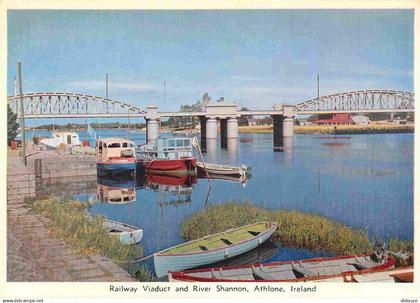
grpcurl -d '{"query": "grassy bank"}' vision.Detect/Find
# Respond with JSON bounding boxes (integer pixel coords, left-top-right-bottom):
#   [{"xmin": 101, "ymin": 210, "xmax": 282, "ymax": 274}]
[
  {"xmin": 181, "ymin": 202, "xmax": 413, "ymax": 265},
  {"xmin": 238, "ymin": 123, "xmax": 414, "ymax": 135},
  {"xmin": 27, "ymin": 197, "xmax": 137, "ymax": 267}
]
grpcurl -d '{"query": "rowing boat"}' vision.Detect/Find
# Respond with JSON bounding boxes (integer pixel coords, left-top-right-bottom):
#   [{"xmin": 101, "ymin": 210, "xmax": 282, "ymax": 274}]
[
  {"xmin": 196, "ymin": 161, "xmax": 250, "ymax": 177},
  {"xmin": 105, "ymin": 219, "xmax": 143, "ymax": 245},
  {"xmin": 154, "ymin": 221, "xmax": 277, "ymax": 278},
  {"xmin": 169, "ymin": 253, "xmax": 396, "ymax": 282}
]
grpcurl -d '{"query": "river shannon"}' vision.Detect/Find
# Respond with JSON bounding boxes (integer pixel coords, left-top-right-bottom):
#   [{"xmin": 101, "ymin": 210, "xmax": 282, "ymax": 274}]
[{"xmin": 28, "ymin": 129, "xmax": 414, "ymax": 266}]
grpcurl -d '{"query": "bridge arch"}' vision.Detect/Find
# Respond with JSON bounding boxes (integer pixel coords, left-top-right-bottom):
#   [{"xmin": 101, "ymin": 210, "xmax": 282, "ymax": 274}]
[
  {"xmin": 296, "ymin": 90, "xmax": 414, "ymax": 113},
  {"xmin": 7, "ymin": 92, "xmax": 147, "ymax": 118}
]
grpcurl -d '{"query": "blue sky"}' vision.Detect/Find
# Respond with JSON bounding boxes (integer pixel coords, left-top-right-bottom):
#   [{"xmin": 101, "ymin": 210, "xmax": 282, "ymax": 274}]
[{"xmin": 8, "ymin": 10, "xmax": 413, "ymax": 124}]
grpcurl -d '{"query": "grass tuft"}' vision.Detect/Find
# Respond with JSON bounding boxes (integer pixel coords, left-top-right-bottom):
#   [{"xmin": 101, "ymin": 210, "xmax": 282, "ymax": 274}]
[{"xmin": 181, "ymin": 201, "xmax": 412, "ymax": 262}]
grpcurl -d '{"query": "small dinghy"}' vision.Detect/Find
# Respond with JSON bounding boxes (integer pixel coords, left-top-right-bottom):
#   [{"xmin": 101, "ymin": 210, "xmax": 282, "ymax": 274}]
[
  {"xmin": 154, "ymin": 221, "xmax": 277, "ymax": 278},
  {"xmin": 169, "ymin": 253, "xmax": 396, "ymax": 282},
  {"xmin": 197, "ymin": 162, "xmax": 250, "ymax": 178},
  {"xmin": 105, "ymin": 219, "xmax": 143, "ymax": 245}
]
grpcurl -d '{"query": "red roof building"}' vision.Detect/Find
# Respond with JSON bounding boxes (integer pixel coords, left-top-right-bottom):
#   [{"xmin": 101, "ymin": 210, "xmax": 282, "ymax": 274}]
[{"xmin": 312, "ymin": 113, "xmax": 355, "ymax": 125}]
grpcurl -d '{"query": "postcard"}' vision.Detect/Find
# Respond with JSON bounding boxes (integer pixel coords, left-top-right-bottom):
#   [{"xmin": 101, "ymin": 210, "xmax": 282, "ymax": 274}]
[{"xmin": 1, "ymin": 1, "xmax": 418, "ymax": 302}]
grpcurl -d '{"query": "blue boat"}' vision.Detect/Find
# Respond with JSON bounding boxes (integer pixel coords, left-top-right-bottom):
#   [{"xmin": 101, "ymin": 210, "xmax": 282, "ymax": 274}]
[{"xmin": 96, "ymin": 138, "xmax": 137, "ymax": 173}]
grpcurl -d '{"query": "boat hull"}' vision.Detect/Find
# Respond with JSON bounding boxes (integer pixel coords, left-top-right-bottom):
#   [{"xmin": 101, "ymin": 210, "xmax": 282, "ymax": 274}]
[
  {"xmin": 138, "ymin": 158, "xmax": 196, "ymax": 174},
  {"xmin": 154, "ymin": 223, "xmax": 277, "ymax": 278},
  {"xmin": 116, "ymin": 229, "xmax": 143, "ymax": 245},
  {"xmin": 169, "ymin": 254, "xmax": 396, "ymax": 282},
  {"xmin": 97, "ymin": 159, "xmax": 136, "ymax": 173}
]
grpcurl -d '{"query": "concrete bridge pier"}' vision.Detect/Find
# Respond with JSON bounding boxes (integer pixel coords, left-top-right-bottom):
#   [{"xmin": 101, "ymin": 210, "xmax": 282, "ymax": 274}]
[
  {"xmin": 227, "ymin": 117, "xmax": 239, "ymax": 139},
  {"xmin": 146, "ymin": 118, "xmax": 159, "ymax": 143},
  {"xmin": 272, "ymin": 115, "xmax": 284, "ymax": 152},
  {"xmin": 283, "ymin": 117, "xmax": 294, "ymax": 138},
  {"xmin": 145, "ymin": 106, "xmax": 160, "ymax": 143},
  {"xmin": 206, "ymin": 117, "xmax": 218, "ymax": 139}
]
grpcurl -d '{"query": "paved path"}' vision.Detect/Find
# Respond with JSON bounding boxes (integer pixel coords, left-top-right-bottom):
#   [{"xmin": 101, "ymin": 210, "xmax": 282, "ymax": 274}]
[{"xmin": 7, "ymin": 150, "xmax": 136, "ymax": 282}]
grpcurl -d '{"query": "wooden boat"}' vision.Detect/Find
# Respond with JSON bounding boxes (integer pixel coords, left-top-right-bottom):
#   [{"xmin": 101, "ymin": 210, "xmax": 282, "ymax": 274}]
[
  {"xmin": 105, "ymin": 219, "xmax": 143, "ymax": 245},
  {"xmin": 169, "ymin": 253, "xmax": 396, "ymax": 282},
  {"xmin": 197, "ymin": 162, "xmax": 250, "ymax": 178},
  {"xmin": 318, "ymin": 266, "xmax": 413, "ymax": 283},
  {"xmin": 136, "ymin": 137, "xmax": 197, "ymax": 174},
  {"xmin": 154, "ymin": 221, "xmax": 278, "ymax": 278},
  {"xmin": 96, "ymin": 138, "xmax": 136, "ymax": 173}
]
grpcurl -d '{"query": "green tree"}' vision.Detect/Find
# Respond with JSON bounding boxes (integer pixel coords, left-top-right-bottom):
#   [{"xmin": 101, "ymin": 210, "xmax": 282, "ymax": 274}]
[{"xmin": 7, "ymin": 104, "xmax": 18, "ymax": 145}]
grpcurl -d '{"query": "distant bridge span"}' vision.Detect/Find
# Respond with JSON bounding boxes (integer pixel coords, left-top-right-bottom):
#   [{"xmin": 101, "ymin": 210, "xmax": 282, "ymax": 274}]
[
  {"xmin": 7, "ymin": 92, "xmax": 148, "ymax": 119},
  {"xmin": 295, "ymin": 90, "xmax": 414, "ymax": 115},
  {"xmin": 7, "ymin": 89, "xmax": 414, "ymax": 119}
]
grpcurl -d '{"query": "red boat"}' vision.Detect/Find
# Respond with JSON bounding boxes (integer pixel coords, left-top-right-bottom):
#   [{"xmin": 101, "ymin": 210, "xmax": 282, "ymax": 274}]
[
  {"xmin": 137, "ymin": 137, "xmax": 197, "ymax": 174},
  {"xmin": 169, "ymin": 253, "xmax": 396, "ymax": 282}
]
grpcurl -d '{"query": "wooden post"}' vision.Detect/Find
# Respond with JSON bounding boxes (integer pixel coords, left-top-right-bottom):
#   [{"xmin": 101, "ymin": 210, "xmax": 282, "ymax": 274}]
[{"xmin": 18, "ymin": 62, "xmax": 26, "ymax": 166}]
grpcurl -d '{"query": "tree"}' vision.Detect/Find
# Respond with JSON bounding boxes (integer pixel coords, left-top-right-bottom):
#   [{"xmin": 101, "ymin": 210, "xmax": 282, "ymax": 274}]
[
  {"xmin": 7, "ymin": 104, "xmax": 18, "ymax": 145},
  {"xmin": 167, "ymin": 93, "xmax": 212, "ymax": 128}
]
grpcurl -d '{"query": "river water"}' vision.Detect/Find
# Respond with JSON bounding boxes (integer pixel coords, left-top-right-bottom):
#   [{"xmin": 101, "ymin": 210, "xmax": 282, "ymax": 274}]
[{"xmin": 27, "ymin": 129, "xmax": 414, "ymax": 273}]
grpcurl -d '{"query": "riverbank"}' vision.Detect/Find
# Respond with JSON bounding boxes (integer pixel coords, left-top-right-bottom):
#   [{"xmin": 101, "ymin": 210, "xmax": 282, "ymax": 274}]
[
  {"xmin": 238, "ymin": 123, "xmax": 414, "ymax": 134},
  {"xmin": 7, "ymin": 150, "xmax": 136, "ymax": 281}
]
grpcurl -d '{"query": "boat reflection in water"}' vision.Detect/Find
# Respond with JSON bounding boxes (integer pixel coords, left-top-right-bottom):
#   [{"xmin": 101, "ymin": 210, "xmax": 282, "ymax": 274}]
[
  {"xmin": 97, "ymin": 173, "xmax": 136, "ymax": 204},
  {"xmin": 137, "ymin": 173, "xmax": 197, "ymax": 207}
]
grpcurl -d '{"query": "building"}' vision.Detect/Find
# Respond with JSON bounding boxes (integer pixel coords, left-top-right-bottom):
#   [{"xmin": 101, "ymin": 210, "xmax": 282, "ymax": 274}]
[
  {"xmin": 312, "ymin": 113, "xmax": 355, "ymax": 125},
  {"xmin": 351, "ymin": 115, "xmax": 370, "ymax": 125},
  {"xmin": 247, "ymin": 117, "xmax": 258, "ymax": 127}
]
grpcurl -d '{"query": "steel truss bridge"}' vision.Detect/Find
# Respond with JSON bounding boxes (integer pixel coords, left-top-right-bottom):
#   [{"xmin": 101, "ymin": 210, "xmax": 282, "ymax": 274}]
[{"xmin": 7, "ymin": 89, "xmax": 414, "ymax": 119}]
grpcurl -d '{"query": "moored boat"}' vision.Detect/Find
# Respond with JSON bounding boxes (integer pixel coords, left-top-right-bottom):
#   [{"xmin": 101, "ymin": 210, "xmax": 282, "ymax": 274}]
[
  {"xmin": 40, "ymin": 131, "xmax": 81, "ymax": 149},
  {"xmin": 169, "ymin": 253, "xmax": 396, "ymax": 282},
  {"xmin": 328, "ymin": 266, "xmax": 413, "ymax": 283},
  {"xmin": 154, "ymin": 221, "xmax": 278, "ymax": 278},
  {"xmin": 96, "ymin": 138, "xmax": 136, "ymax": 173},
  {"xmin": 105, "ymin": 219, "xmax": 143, "ymax": 245},
  {"xmin": 197, "ymin": 162, "xmax": 250, "ymax": 178},
  {"xmin": 136, "ymin": 137, "xmax": 197, "ymax": 175}
]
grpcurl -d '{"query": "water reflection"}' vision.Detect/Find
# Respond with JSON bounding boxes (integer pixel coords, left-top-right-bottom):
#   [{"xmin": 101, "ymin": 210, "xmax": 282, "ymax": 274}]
[
  {"xmin": 205, "ymin": 139, "xmax": 218, "ymax": 162},
  {"xmin": 227, "ymin": 138, "xmax": 238, "ymax": 162},
  {"xmin": 137, "ymin": 173, "xmax": 197, "ymax": 207}
]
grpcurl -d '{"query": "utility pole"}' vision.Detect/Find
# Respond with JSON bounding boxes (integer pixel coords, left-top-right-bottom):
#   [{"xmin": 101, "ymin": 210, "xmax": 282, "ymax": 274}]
[
  {"xmin": 17, "ymin": 62, "xmax": 26, "ymax": 166},
  {"xmin": 164, "ymin": 81, "xmax": 166, "ymax": 104},
  {"xmin": 317, "ymin": 74, "xmax": 320, "ymax": 99},
  {"xmin": 105, "ymin": 73, "xmax": 109, "ymax": 98}
]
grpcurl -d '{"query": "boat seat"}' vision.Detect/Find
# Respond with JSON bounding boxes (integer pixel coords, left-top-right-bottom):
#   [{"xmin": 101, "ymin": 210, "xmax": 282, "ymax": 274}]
[
  {"xmin": 252, "ymin": 266, "xmax": 276, "ymax": 280},
  {"xmin": 291, "ymin": 262, "xmax": 317, "ymax": 278},
  {"xmin": 221, "ymin": 238, "xmax": 233, "ymax": 245},
  {"xmin": 248, "ymin": 230, "xmax": 261, "ymax": 236},
  {"xmin": 346, "ymin": 256, "xmax": 374, "ymax": 271}
]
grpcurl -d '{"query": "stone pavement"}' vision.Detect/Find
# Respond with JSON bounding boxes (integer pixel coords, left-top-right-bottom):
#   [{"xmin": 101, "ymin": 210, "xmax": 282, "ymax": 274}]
[{"xmin": 7, "ymin": 150, "xmax": 136, "ymax": 282}]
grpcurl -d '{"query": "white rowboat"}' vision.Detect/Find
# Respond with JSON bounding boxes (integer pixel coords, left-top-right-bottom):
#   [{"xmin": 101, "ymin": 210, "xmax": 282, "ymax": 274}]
[
  {"xmin": 154, "ymin": 221, "xmax": 277, "ymax": 278},
  {"xmin": 105, "ymin": 219, "xmax": 143, "ymax": 245}
]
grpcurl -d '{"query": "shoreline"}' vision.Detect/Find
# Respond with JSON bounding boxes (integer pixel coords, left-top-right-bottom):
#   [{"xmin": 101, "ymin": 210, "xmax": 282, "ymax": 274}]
[
  {"xmin": 25, "ymin": 123, "xmax": 414, "ymax": 136},
  {"xmin": 238, "ymin": 123, "xmax": 414, "ymax": 135}
]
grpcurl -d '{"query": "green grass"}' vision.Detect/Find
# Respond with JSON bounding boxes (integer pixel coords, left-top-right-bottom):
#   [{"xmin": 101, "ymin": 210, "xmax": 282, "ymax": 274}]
[
  {"xmin": 27, "ymin": 197, "xmax": 138, "ymax": 268},
  {"xmin": 180, "ymin": 202, "xmax": 413, "ymax": 265}
]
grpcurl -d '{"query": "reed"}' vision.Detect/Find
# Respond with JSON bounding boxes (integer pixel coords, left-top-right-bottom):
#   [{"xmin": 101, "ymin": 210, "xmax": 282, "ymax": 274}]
[
  {"xmin": 181, "ymin": 201, "xmax": 374, "ymax": 256},
  {"xmin": 29, "ymin": 197, "xmax": 136, "ymax": 267},
  {"xmin": 387, "ymin": 237, "xmax": 414, "ymax": 267},
  {"xmin": 134, "ymin": 265, "xmax": 159, "ymax": 282}
]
